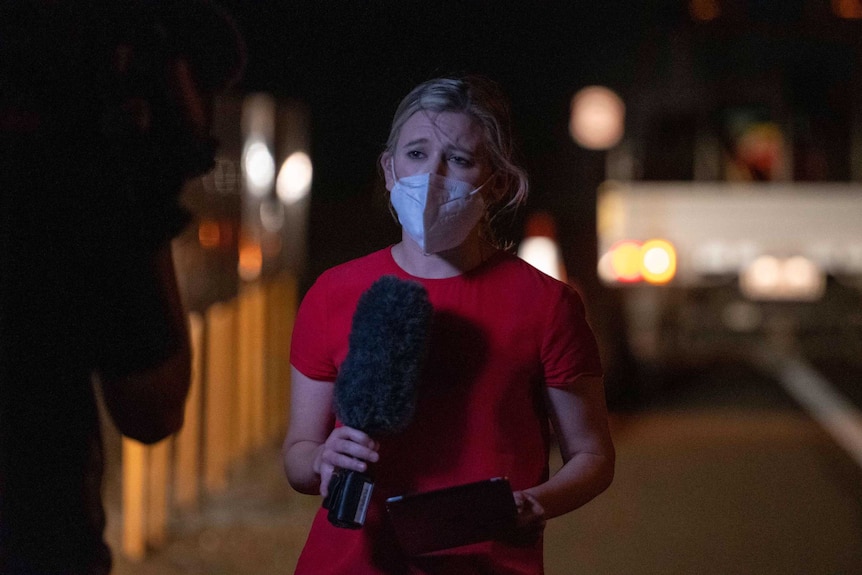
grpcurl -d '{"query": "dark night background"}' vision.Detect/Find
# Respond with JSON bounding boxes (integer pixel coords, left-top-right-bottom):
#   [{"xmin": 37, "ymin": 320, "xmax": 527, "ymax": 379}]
[
  {"xmin": 216, "ymin": 1, "xmax": 654, "ymax": 282},
  {"xmin": 204, "ymin": 1, "xmax": 861, "ymax": 404},
  {"xmin": 215, "ymin": 0, "xmax": 860, "ymax": 291}
]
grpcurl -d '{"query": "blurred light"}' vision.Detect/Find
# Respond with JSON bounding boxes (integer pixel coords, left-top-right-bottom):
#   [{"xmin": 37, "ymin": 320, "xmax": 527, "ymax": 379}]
[
  {"xmin": 609, "ymin": 241, "xmax": 643, "ymax": 283},
  {"xmin": 733, "ymin": 122, "xmax": 784, "ymax": 181},
  {"xmin": 740, "ymin": 255, "xmax": 825, "ymax": 301},
  {"xmin": 598, "ymin": 239, "xmax": 678, "ymax": 285},
  {"xmin": 276, "ymin": 151, "xmax": 313, "ymax": 204},
  {"xmin": 243, "ymin": 141, "xmax": 275, "ymax": 197},
  {"xmin": 692, "ymin": 242, "xmax": 734, "ymax": 274},
  {"xmin": 238, "ymin": 240, "xmax": 263, "ymax": 282},
  {"xmin": 596, "ymin": 189, "xmax": 624, "ymax": 237},
  {"xmin": 259, "ymin": 200, "xmax": 285, "ymax": 232},
  {"xmin": 597, "ymin": 250, "xmax": 617, "ymax": 284},
  {"xmin": 241, "ymin": 93, "xmax": 276, "ymax": 197},
  {"xmin": 689, "ymin": 0, "xmax": 721, "ymax": 21},
  {"xmin": 833, "ymin": 0, "xmax": 862, "ymax": 19},
  {"xmin": 518, "ymin": 236, "xmax": 566, "ymax": 282},
  {"xmin": 641, "ymin": 239, "xmax": 677, "ymax": 284},
  {"xmin": 198, "ymin": 219, "xmax": 221, "ymax": 249},
  {"xmin": 745, "ymin": 255, "xmax": 781, "ymax": 290},
  {"xmin": 570, "ymin": 86, "xmax": 625, "ymax": 150},
  {"xmin": 784, "ymin": 256, "xmax": 821, "ymax": 290}
]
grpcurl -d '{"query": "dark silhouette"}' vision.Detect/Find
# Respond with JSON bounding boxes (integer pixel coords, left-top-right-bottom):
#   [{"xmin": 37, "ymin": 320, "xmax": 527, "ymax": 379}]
[{"xmin": 0, "ymin": 2, "xmax": 243, "ymax": 573}]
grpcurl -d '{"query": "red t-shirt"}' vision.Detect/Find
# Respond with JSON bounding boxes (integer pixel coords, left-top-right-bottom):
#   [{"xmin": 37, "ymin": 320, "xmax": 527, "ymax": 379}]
[{"xmin": 290, "ymin": 247, "xmax": 602, "ymax": 574}]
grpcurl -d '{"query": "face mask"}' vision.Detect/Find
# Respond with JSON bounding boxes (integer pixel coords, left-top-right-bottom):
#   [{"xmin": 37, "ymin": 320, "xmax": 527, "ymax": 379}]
[{"xmin": 390, "ymin": 169, "xmax": 487, "ymax": 254}]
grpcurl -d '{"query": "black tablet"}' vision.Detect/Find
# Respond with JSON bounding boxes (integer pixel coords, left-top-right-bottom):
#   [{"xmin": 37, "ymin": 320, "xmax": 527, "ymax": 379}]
[{"xmin": 385, "ymin": 477, "xmax": 518, "ymax": 556}]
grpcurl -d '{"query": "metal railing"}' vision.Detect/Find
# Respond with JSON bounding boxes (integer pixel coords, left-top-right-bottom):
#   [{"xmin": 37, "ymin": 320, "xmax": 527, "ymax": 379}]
[{"xmin": 119, "ymin": 273, "xmax": 297, "ymax": 559}]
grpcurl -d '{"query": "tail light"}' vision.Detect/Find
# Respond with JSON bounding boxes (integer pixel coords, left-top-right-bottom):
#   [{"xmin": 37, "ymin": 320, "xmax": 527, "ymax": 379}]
[{"xmin": 599, "ymin": 239, "xmax": 677, "ymax": 285}]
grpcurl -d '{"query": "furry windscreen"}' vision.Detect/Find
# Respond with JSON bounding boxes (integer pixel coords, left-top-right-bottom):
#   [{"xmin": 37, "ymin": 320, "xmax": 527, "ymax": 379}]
[{"xmin": 334, "ymin": 275, "xmax": 433, "ymax": 436}]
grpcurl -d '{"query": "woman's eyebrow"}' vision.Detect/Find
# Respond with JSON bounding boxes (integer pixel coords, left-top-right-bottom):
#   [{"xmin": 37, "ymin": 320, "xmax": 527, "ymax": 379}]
[
  {"xmin": 444, "ymin": 142, "xmax": 476, "ymax": 156},
  {"xmin": 403, "ymin": 137, "xmax": 429, "ymax": 148},
  {"xmin": 402, "ymin": 137, "xmax": 476, "ymax": 156}
]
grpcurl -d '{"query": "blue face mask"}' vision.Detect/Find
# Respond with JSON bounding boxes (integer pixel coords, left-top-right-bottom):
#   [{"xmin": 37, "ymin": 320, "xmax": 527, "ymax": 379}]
[{"xmin": 390, "ymin": 169, "xmax": 487, "ymax": 254}]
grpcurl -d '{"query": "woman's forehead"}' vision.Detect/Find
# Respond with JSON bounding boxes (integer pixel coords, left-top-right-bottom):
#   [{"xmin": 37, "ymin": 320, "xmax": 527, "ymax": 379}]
[{"xmin": 397, "ymin": 110, "xmax": 484, "ymax": 150}]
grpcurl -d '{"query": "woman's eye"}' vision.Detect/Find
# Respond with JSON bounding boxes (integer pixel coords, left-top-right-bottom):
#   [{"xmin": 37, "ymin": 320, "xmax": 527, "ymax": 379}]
[
  {"xmin": 406, "ymin": 150, "xmax": 424, "ymax": 159},
  {"xmin": 449, "ymin": 155, "xmax": 474, "ymax": 167}
]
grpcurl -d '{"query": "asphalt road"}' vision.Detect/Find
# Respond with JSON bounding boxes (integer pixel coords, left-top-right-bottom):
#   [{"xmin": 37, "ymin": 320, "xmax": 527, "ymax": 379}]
[{"xmin": 108, "ymin": 359, "xmax": 862, "ymax": 575}]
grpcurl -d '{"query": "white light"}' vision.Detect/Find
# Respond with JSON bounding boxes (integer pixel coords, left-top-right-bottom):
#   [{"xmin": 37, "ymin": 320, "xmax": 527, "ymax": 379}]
[
  {"xmin": 784, "ymin": 256, "xmax": 820, "ymax": 289},
  {"xmin": 570, "ymin": 86, "xmax": 625, "ymax": 150},
  {"xmin": 740, "ymin": 255, "xmax": 825, "ymax": 301},
  {"xmin": 276, "ymin": 151, "xmax": 313, "ymax": 204},
  {"xmin": 597, "ymin": 250, "xmax": 617, "ymax": 284},
  {"xmin": 750, "ymin": 255, "xmax": 781, "ymax": 289},
  {"xmin": 518, "ymin": 236, "xmax": 566, "ymax": 281},
  {"xmin": 243, "ymin": 141, "xmax": 275, "ymax": 197},
  {"xmin": 643, "ymin": 246, "xmax": 671, "ymax": 275}
]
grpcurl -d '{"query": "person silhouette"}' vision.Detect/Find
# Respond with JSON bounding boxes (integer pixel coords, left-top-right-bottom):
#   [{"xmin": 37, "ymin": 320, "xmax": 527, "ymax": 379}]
[{"xmin": 0, "ymin": 2, "xmax": 243, "ymax": 573}]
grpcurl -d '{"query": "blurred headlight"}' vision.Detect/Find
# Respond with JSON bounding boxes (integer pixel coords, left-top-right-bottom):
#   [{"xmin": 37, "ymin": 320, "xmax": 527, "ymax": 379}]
[
  {"xmin": 598, "ymin": 239, "xmax": 677, "ymax": 285},
  {"xmin": 609, "ymin": 240, "xmax": 644, "ymax": 283},
  {"xmin": 740, "ymin": 255, "xmax": 825, "ymax": 301},
  {"xmin": 641, "ymin": 239, "xmax": 677, "ymax": 284}
]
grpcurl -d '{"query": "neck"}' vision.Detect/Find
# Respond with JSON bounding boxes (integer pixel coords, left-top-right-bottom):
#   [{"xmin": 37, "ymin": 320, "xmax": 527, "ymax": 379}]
[{"xmin": 391, "ymin": 231, "xmax": 494, "ymax": 279}]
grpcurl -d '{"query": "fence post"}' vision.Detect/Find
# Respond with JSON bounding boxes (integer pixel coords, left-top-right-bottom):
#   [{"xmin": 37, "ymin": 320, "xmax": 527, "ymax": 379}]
[
  {"xmin": 265, "ymin": 273, "xmax": 296, "ymax": 441},
  {"xmin": 204, "ymin": 300, "xmax": 237, "ymax": 495},
  {"xmin": 238, "ymin": 283, "xmax": 266, "ymax": 454},
  {"xmin": 174, "ymin": 312, "xmax": 204, "ymax": 511},
  {"xmin": 145, "ymin": 439, "xmax": 171, "ymax": 548},
  {"xmin": 121, "ymin": 439, "xmax": 147, "ymax": 560}
]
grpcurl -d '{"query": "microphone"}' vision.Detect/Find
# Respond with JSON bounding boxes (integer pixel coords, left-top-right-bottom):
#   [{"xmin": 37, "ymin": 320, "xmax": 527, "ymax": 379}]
[{"xmin": 322, "ymin": 275, "xmax": 433, "ymax": 529}]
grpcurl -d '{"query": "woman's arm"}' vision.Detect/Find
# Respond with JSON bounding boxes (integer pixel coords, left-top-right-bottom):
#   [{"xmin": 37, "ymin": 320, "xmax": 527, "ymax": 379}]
[
  {"xmin": 282, "ymin": 366, "xmax": 379, "ymax": 496},
  {"xmin": 98, "ymin": 243, "xmax": 192, "ymax": 444},
  {"xmin": 521, "ymin": 376, "xmax": 616, "ymax": 520}
]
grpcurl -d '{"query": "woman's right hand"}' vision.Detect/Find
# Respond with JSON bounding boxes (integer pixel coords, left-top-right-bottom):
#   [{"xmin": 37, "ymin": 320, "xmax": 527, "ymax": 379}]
[{"xmin": 314, "ymin": 425, "xmax": 380, "ymax": 498}]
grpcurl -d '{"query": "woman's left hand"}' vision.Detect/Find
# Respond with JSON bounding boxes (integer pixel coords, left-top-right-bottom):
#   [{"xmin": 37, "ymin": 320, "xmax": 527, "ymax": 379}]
[{"xmin": 503, "ymin": 490, "xmax": 546, "ymax": 546}]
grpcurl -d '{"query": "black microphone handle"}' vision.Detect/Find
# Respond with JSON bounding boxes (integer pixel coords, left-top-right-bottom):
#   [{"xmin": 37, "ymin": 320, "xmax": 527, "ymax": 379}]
[{"xmin": 323, "ymin": 467, "xmax": 375, "ymax": 529}]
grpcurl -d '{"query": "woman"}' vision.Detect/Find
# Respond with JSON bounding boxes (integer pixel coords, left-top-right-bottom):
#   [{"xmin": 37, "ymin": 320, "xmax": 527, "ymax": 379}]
[{"xmin": 283, "ymin": 76, "xmax": 615, "ymax": 574}]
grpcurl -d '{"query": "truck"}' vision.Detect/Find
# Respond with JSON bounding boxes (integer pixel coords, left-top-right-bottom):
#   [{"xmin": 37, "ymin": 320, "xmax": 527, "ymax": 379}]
[{"xmin": 595, "ymin": 181, "xmax": 862, "ymax": 373}]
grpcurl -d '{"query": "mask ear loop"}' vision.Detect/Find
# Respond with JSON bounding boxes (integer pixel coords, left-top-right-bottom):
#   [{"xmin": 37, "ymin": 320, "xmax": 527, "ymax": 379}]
[
  {"xmin": 390, "ymin": 161, "xmax": 399, "ymax": 186},
  {"xmin": 387, "ymin": 159, "xmax": 401, "ymax": 225}
]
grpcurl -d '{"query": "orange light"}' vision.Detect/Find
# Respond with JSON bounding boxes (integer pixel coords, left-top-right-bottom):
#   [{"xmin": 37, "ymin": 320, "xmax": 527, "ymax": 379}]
[
  {"xmin": 689, "ymin": 0, "xmax": 720, "ymax": 21},
  {"xmin": 609, "ymin": 241, "xmax": 643, "ymax": 283},
  {"xmin": 833, "ymin": 0, "xmax": 862, "ymax": 19},
  {"xmin": 198, "ymin": 219, "xmax": 221, "ymax": 249},
  {"xmin": 599, "ymin": 239, "xmax": 678, "ymax": 285},
  {"xmin": 238, "ymin": 241, "xmax": 263, "ymax": 282}
]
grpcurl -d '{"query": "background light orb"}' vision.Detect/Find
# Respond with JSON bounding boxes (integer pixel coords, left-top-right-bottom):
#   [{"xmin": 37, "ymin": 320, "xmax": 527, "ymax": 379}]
[
  {"xmin": 276, "ymin": 151, "xmax": 313, "ymax": 204},
  {"xmin": 243, "ymin": 141, "xmax": 275, "ymax": 196},
  {"xmin": 570, "ymin": 86, "xmax": 625, "ymax": 150}
]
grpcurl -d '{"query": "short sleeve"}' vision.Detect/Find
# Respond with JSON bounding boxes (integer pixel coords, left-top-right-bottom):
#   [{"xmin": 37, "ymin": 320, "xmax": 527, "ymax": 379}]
[
  {"xmin": 290, "ymin": 276, "xmax": 338, "ymax": 382},
  {"xmin": 541, "ymin": 284, "xmax": 603, "ymax": 388}
]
